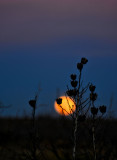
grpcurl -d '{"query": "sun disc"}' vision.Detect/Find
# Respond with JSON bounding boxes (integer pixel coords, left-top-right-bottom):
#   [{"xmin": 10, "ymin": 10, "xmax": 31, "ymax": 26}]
[{"xmin": 54, "ymin": 96, "xmax": 76, "ymax": 116}]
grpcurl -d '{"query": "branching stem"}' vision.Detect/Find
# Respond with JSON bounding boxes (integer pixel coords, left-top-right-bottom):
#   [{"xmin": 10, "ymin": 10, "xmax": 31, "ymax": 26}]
[{"xmin": 72, "ymin": 70, "xmax": 82, "ymax": 160}]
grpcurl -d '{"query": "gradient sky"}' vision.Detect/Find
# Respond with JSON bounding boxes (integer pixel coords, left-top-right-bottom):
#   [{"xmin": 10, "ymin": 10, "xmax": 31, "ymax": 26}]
[{"xmin": 0, "ymin": 0, "xmax": 117, "ymax": 117}]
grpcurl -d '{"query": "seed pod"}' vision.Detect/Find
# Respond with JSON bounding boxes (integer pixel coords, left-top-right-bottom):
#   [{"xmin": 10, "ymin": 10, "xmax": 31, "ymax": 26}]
[
  {"xmin": 71, "ymin": 81, "xmax": 78, "ymax": 88},
  {"xmin": 99, "ymin": 105, "xmax": 106, "ymax": 114},
  {"xmin": 89, "ymin": 84, "xmax": 96, "ymax": 92},
  {"xmin": 77, "ymin": 63, "xmax": 83, "ymax": 71},
  {"xmin": 81, "ymin": 57, "xmax": 88, "ymax": 64},
  {"xmin": 29, "ymin": 100, "xmax": 36, "ymax": 108},
  {"xmin": 56, "ymin": 98, "xmax": 62, "ymax": 105},
  {"xmin": 70, "ymin": 74, "xmax": 77, "ymax": 80},
  {"xmin": 91, "ymin": 107, "xmax": 98, "ymax": 115}
]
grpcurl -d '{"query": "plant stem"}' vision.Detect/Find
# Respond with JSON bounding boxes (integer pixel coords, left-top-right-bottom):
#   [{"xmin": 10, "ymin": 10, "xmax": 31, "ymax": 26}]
[
  {"xmin": 72, "ymin": 70, "xmax": 82, "ymax": 160},
  {"xmin": 73, "ymin": 114, "xmax": 78, "ymax": 160},
  {"xmin": 32, "ymin": 106, "xmax": 36, "ymax": 160},
  {"xmin": 31, "ymin": 96, "xmax": 37, "ymax": 160},
  {"xmin": 92, "ymin": 116, "xmax": 97, "ymax": 160}
]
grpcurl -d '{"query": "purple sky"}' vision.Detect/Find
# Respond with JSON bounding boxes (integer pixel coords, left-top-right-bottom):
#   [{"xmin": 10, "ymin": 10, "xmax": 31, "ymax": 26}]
[
  {"xmin": 0, "ymin": 0, "xmax": 117, "ymax": 117},
  {"xmin": 0, "ymin": 0, "xmax": 117, "ymax": 45}
]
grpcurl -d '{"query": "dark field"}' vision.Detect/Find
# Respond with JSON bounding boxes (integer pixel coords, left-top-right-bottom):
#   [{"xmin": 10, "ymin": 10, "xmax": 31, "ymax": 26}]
[{"xmin": 0, "ymin": 116, "xmax": 117, "ymax": 160}]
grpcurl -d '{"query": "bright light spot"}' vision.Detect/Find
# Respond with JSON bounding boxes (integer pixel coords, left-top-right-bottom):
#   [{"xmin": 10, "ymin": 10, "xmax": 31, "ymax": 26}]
[{"xmin": 54, "ymin": 96, "xmax": 76, "ymax": 116}]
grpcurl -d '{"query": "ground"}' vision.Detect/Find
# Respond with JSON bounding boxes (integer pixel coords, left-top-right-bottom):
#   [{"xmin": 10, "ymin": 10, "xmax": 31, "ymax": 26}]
[{"xmin": 0, "ymin": 116, "xmax": 117, "ymax": 160}]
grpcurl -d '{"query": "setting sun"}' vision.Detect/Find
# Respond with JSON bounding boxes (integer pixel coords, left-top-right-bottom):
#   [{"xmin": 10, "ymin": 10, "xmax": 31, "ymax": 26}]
[{"xmin": 54, "ymin": 96, "xmax": 76, "ymax": 116}]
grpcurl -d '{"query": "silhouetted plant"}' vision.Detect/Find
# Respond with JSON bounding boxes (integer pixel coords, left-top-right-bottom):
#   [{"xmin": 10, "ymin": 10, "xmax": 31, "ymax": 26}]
[
  {"xmin": 28, "ymin": 95, "xmax": 37, "ymax": 160},
  {"xmin": 89, "ymin": 84, "xmax": 98, "ymax": 160},
  {"xmin": 56, "ymin": 57, "xmax": 107, "ymax": 160},
  {"xmin": 27, "ymin": 93, "xmax": 47, "ymax": 160},
  {"xmin": 56, "ymin": 98, "xmax": 62, "ymax": 105},
  {"xmin": 99, "ymin": 105, "xmax": 106, "ymax": 114},
  {"xmin": 56, "ymin": 57, "xmax": 90, "ymax": 160},
  {"xmin": 89, "ymin": 84, "xmax": 107, "ymax": 160}
]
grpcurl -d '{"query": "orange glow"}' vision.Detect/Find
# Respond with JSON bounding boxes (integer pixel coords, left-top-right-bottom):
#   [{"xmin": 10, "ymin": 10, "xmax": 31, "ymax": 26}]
[{"xmin": 54, "ymin": 96, "xmax": 76, "ymax": 116}]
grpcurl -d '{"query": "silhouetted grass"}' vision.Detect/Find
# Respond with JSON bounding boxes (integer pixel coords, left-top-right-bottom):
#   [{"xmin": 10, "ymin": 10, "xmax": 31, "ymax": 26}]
[{"xmin": 0, "ymin": 116, "xmax": 117, "ymax": 160}]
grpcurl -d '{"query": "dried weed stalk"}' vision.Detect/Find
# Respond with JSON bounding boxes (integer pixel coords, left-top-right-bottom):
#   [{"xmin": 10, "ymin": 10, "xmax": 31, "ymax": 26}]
[{"xmin": 56, "ymin": 57, "xmax": 106, "ymax": 160}]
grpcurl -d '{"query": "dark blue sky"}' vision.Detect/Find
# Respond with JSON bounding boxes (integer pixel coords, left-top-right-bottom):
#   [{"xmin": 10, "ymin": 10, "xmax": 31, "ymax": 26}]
[
  {"xmin": 0, "ymin": 0, "xmax": 117, "ymax": 117},
  {"xmin": 0, "ymin": 38, "xmax": 117, "ymax": 117}
]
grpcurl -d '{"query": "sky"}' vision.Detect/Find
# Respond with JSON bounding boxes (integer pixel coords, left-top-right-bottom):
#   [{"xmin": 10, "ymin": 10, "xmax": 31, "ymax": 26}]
[{"xmin": 0, "ymin": 0, "xmax": 117, "ymax": 117}]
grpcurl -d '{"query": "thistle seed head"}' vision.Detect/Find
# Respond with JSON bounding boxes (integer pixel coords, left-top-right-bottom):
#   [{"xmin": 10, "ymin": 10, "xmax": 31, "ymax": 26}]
[
  {"xmin": 99, "ymin": 105, "xmax": 106, "ymax": 114},
  {"xmin": 29, "ymin": 100, "xmax": 36, "ymax": 108},
  {"xmin": 56, "ymin": 98, "xmax": 62, "ymax": 105},
  {"xmin": 81, "ymin": 57, "xmax": 88, "ymax": 64},
  {"xmin": 70, "ymin": 74, "xmax": 77, "ymax": 80},
  {"xmin": 91, "ymin": 107, "xmax": 98, "ymax": 115},
  {"xmin": 71, "ymin": 81, "xmax": 78, "ymax": 88}
]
